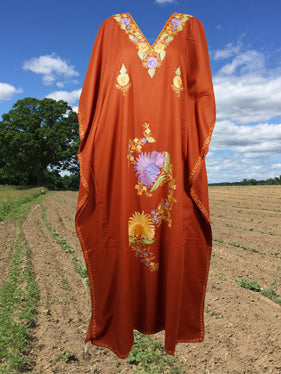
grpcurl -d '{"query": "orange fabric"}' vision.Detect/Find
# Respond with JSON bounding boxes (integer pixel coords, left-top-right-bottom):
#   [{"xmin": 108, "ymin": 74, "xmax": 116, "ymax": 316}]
[{"xmin": 75, "ymin": 12, "xmax": 216, "ymax": 358}]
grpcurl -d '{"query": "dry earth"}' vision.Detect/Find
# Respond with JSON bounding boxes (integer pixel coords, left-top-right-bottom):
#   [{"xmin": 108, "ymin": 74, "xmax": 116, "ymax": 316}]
[{"xmin": 2, "ymin": 186, "xmax": 281, "ymax": 373}]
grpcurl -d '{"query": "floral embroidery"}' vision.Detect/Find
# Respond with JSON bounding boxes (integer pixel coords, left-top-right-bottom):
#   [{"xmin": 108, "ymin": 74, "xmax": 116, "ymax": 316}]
[
  {"xmin": 115, "ymin": 63, "xmax": 131, "ymax": 95},
  {"xmin": 127, "ymin": 122, "xmax": 177, "ymax": 271},
  {"xmin": 113, "ymin": 13, "xmax": 192, "ymax": 78},
  {"xmin": 171, "ymin": 67, "xmax": 184, "ymax": 97}
]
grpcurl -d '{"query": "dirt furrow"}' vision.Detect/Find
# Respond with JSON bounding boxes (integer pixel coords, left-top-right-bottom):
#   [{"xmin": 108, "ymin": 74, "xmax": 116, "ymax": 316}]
[{"xmin": 0, "ymin": 217, "xmax": 16, "ymax": 284}]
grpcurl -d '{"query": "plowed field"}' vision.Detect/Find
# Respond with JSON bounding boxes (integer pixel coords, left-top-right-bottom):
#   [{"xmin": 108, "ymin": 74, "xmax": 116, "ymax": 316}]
[{"xmin": 1, "ymin": 186, "xmax": 281, "ymax": 373}]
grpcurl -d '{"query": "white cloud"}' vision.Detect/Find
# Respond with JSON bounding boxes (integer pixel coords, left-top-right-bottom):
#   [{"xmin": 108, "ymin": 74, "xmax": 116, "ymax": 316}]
[
  {"xmin": 46, "ymin": 89, "xmax": 81, "ymax": 105},
  {"xmin": 211, "ymin": 120, "xmax": 281, "ymax": 155},
  {"xmin": 72, "ymin": 106, "xmax": 78, "ymax": 113},
  {"xmin": 206, "ymin": 120, "xmax": 281, "ymax": 183},
  {"xmin": 212, "ymin": 35, "xmax": 245, "ymax": 60},
  {"xmin": 22, "ymin": 53, "xmax": 79, "ymax": 85},
  {"xmin": 214, "ymin": 74, "xmax": 281, "ymax": 124},
  {"xmin": 218, "ymin": 50, "xmax": 265, "ymax": 75},
  {"xmin": 0, "ymin": 82, "xmax": 22, "ymax": 100}
]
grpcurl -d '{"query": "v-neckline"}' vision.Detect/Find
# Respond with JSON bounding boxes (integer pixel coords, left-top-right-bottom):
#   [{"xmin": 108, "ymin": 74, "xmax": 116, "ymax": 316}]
[
  {"xmin": 113, "ymin": 12, "xmax": 192, "ymax": 78},
  {"xmin": 126, "ymin": 12, "xmax": 177, "ymax": 48}
]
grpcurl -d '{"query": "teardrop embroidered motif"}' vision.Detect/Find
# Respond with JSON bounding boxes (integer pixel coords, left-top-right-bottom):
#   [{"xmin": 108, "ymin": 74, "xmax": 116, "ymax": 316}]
[
  {"xmin": 115, "ymin": 63, "xmax": 131, "ymax": 95},
  {"xmin": 171, "ymin": 67, "xmax": 184, "ymax": 97},
  {"xmin": 113, "ymin": 13, "xmax": 192, "ymax": 78}
]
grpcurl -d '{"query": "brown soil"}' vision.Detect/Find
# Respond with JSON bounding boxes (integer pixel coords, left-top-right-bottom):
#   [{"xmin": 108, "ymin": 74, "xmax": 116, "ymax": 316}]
[
  {"xmin": 0, "ymin": 216, "xmax": 16, "ymax": 284},
  {"xmin": 4, "ymin": 186, "xmax": 281, "ymax": 373}
]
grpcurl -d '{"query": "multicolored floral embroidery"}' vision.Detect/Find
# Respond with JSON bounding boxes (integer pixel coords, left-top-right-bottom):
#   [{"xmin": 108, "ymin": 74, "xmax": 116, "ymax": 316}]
[
  {"xmin": 113, "ymin": 12, "xmax": 192, "ymax": 78},
  {"xmin": 127, "ymin": 122, "xmax": 177, "ymax": 271},
  {"xmin": 115, "ymin": 63, "xmax": 131, "ymax": 95},
  {"xmin": 171, "ymin": 67, "xmax": 184, "ymax": 97}
]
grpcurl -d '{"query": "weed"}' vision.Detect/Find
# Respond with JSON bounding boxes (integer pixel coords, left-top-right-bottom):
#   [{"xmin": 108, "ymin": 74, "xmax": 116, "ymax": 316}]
[
  {"xmin": 227, "ymin": 241, "xmax": 265, "ymax": 255},
  {"xmin": 206, "ymin": 309, "xmax": 220, "ymax": 319},
  {"xmin": 235, "ymin": 277, "xmax": 281, "ymax": 306},
  {"xmin": 127, "ymin": 331, "xmax": 183, "ymax": 373},
  {"xmin": 213, "ymin": 237, "xmax": 225, "ymax": 243},
  {"xmin": 58, "ymin": 349, "xmax": 79, "ymax": 363}
]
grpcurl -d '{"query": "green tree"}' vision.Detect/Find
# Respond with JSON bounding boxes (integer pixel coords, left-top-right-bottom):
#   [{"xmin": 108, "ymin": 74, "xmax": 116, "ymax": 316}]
[{"xmin": 0, "ymin": 97, "xmax": 79, "ymax": 186}]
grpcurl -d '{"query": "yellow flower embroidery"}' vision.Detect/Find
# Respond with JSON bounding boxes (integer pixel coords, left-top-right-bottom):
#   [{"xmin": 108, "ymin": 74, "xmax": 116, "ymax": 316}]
[
  {"xmin": 127, "ymin": 122, "xmax": 177, "ymax": 271},
  {"xmin": 138, "ymin": 42, "xmax": 149, "ymax": 52},
  {"xmin": 128, "ymin": 211, "xmax": 155, "ymax": 240},
  {"xmin": 171, "ymin": 67, "xmax": 184, "ymax": 97},
  {"xmin": 115, "ymin": 63, "xmax": 131, "ymax": 95},
  {"xmin": 153, "ymin": 42, "xmax": 165, "ymax": 53}
]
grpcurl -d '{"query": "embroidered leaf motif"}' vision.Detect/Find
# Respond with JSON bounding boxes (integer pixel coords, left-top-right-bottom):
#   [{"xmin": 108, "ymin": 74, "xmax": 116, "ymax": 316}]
[
  {"xmin": 177, "ymin": 25, "xmax": 183, "ymax": 31},
  {"xmin": 142, "ymin": 238, "xmax": 155, "ymax": 244},
  {"xmin": 161, "ymin": 32, "xmax": 169, "ymax": 38},
  {"xmin": 129, "ymin": 236, "xmax": 135, "ymax": 242},
  {"xmin": 168, "ymin": 36, "xmax": 174, "ymax": 41},
  {"xmin": 148, "ymin": 68, "xmax": 155, "ymax": 78},
  {"xmin": 120, "ymin": 23, "xmax": 126, "ymax": 30},
  {"xmin": 146, "ymin": 136, "xmax": 156, "ymax": 143},
  {"xmin": 138, "ymin": 50, "xmax": 145, "ymax": 59},
  {"xmin": 164, "ymin": 152, "xmax": 170, "ymax": 173},
  {"xmin": 175, "ymin": 67, "xmax": 181, "ymax": 75},
  {"xmin": 129, "ymin": 34, "xmax": 135, "ymax": 40},
  {"xmin": 150, "ymin": 175, "xmax": 165, "ymax": 192},
  {"xmin": 113, "ymin": 16, "xmax": 122, "ymax": 22},
  {"xmin": 160, "ymin": 50, "xmax": 166, "ymax": 61},
  {"xmin": 120, "ymin": 63, "xmax": 127, "ymax": 74}
]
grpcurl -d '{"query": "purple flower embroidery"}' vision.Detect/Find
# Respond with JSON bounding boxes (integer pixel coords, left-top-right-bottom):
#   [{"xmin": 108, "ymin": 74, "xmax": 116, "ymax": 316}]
[
  {"xmin": 140, "ymin": 38, "xmax": 144, "ymax": 42},
  {"xmin": 141, "ymin": 138, "xmax": 147, "ymax": 144},
  {"xmin": 121, "ymin": 17, "xmax": 131, "ymax": 25},
  {"xmin": 133, "ymin": 151, "xmax": 165, "ymax": 187},
  {"xmin": 165, "ymin": 39, "xmax": 170, "ymax": 43},
  {"xmin": 171, "ymin": 18, "xmax": 181, "ymax": 26},
  {"xmin": 165, "ymin": 202, "xmax": 169, "ymax": 207},
  {"xmin": 147, "ymin": 57, "xmax": 158, "ymax": 69}
]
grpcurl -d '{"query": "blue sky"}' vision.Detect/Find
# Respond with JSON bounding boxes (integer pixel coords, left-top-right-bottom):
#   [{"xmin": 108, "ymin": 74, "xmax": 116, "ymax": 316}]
[{"xmin": 1, "ymin": 0, "xmax": 281, "ymax": 183}]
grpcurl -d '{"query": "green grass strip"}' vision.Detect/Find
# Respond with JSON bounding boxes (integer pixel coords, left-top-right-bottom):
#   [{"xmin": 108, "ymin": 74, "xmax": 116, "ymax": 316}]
[
  {"xmin": 0, "ymin": 195, "xmax": 45, "ymax": 373},
  {"xmin": 39, "ymin": 202, "xmax": 89, "ymax": 286},
  {"xmin": 235, "ymin": 278, "xmax": 281, "ymax": 306},
  {"xmin": 0, "ymin": 185, "xmax": 48, "ymax": 221}
]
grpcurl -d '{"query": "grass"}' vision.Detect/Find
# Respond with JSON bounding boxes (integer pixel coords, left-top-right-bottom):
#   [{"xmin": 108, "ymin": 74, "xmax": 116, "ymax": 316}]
[
  {"xmin": 235, "ymin": 277, "xmax": 281, "ymax": 306},
  {"xmin": 0, "ymin": 192, "xmax": 46, "ymax": 373},
  {"xmin": 127, "ymin": 331, "xmax": 183, "ymax": 373},
  {"xmin": 0, "ymin": 185, "xmax": 48, "ymax": 221}
]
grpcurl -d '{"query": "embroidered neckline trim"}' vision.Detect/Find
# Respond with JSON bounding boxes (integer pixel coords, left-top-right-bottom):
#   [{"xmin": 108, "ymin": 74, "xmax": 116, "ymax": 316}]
[{"xmin": 113, "ymin": 12, "xmax": 192, "ymax": 78}]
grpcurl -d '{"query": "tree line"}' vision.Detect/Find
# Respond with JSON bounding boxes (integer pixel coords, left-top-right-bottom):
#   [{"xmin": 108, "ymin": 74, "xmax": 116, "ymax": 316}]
[{"xmin": 210, "ymin": 176, "xmax": 281, "ymax": 186}]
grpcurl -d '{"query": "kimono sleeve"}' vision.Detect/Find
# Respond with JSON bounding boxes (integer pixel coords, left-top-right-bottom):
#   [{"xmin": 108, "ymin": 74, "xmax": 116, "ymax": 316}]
[
  {"xmin": 186, "ymin": 17, "xmax": 216, "ymax": 230},
  {"xmin": 75, "ymin": 21, "xmax": 105, "ymax": 222}
]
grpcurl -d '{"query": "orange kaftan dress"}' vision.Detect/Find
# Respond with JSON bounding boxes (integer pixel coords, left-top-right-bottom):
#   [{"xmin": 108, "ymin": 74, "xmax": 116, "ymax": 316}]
[{"xmin": 75, "ymin": 12, "xmax": 216, "ymax": 358}]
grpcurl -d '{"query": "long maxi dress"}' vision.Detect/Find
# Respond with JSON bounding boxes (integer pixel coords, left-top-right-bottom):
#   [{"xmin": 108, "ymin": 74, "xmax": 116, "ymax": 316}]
[{"xmin": 75, "ymin": 11, "xmax": 216, "ymax": 358}]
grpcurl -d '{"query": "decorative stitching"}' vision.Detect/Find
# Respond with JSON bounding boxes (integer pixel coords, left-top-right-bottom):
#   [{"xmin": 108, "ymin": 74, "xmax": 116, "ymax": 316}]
[
  {"xmin": 171, "ymin": 66, "xmax": 184, "ymax": 97},
  {"xmin": 115, "ymin": 63, "xmax": 131, "ymax": 95},
  {"xmin": 127, "ymin": 122, "xmax": 177, "ymax": 271},
  {"xmin": 113, "ymin": 12, "xmax": 192, "ymax": 78}
]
